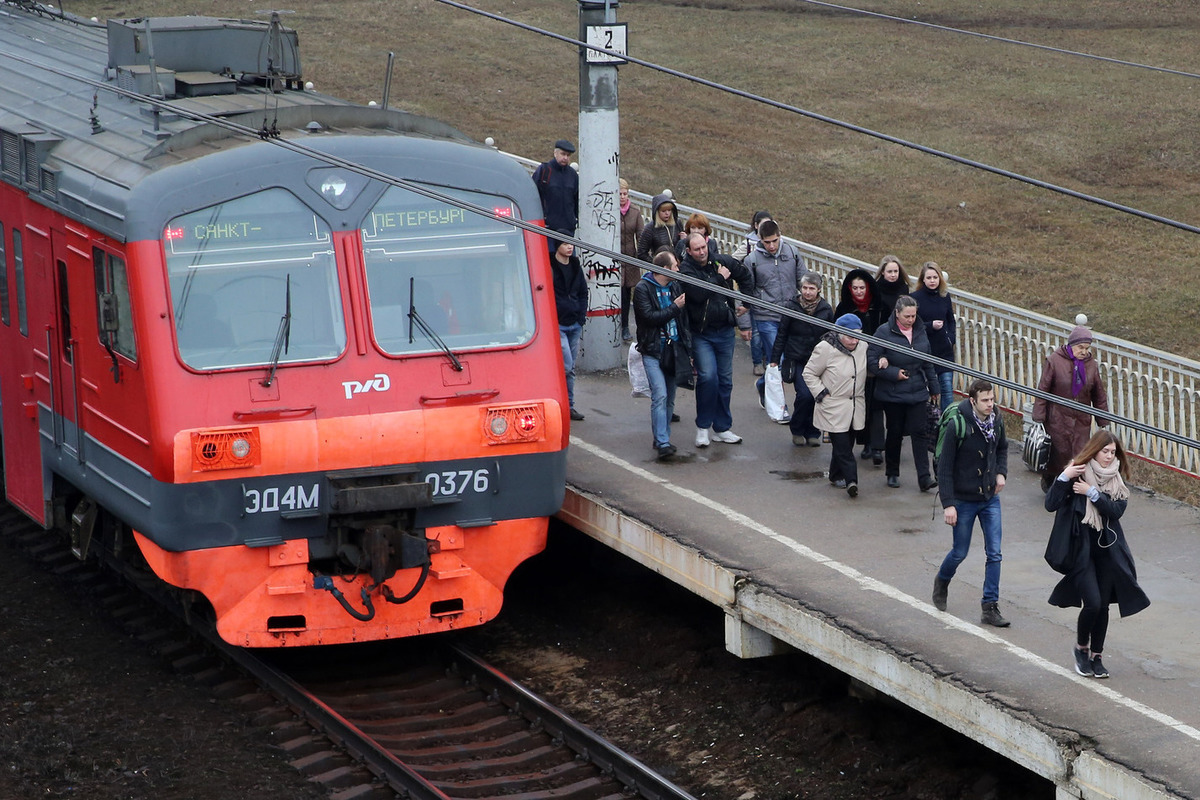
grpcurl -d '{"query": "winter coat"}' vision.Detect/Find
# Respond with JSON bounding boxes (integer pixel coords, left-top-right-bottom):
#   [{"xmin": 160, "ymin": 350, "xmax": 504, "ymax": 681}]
[
  {"xmin": 769, "ymin": 297, "xmax": 834, "ymax": 373},
  {"xmin": 636, "ymin": 193, "xmax": 684, "ymax": 261},
  {"xmin": 1044, "ymin": 477, "xmax": 1150, "ymax": 618},
  {"xmin": 875, "ymin": 275, "xmax": 909, "ymax": 317},
  {"xmin": 834, "ymin": 268, "xmax": 887, "ymax": 336},
  {"xmin": 803, "ymin": 334, "xmax": 867, "ymax": 434},
  {"xmin": 632, "ymin": 274, "xmax": 690, "ymax": 361},
  {"xmin": 531, "ymin": 158, "xmax": 579, "ymax": 234},
  {"xmin": 743, "ymin": 241, "xmax": 805, "ymax": 324},
  {"xmin": 620, "ymin": 204, "xmax": 646, "ymax": 288},
  {"xmin": 936, "ymin": 399, "xmax": 1009, "ymax": 507},
  {"xmin": 866, "ymin": 311, "xmax": 938, "ymax": 405},
  {"xmin": 910, "ymin": 285, "xmax": 956, "ymax": 374},
  {"xmin": 1033, "ymin": 346, "xmax": 1110, "ymax": 479},
  {"xmin": 677, "ymin": 252, "xmax": 755, "ymax": 333},
  {"xmin": 551, "ymin": 252, "xmax": 588, "ymax": 327}
]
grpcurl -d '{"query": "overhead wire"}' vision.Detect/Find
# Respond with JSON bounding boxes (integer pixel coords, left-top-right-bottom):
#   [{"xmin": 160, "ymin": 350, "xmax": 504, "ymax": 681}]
[
  {"xmin": 433, "ymin": 0, "xmax": 1200, "ymax": 237},
  {"xmin": 792, "ymin": 0, "xmax": 1200, "ymax": 81},
  {"xmin": 0, "ymin": 18, "xmax": 1194, "ymax": 452}
]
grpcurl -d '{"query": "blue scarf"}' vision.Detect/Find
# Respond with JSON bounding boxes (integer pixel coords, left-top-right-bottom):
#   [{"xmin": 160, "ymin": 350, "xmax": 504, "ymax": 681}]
[{"xmin": 655, "ymin": 281, "xmax": 678, "ymax": 343}]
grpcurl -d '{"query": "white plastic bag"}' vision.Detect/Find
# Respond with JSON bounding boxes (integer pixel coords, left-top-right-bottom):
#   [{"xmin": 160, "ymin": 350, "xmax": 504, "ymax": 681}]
[
  {"xmin": 764, "ymin": 364, "xmax": 789, "ymax": 422},
  {"xmin": 628, "ymin": 342, "xmax": 650, "ymax": 398}
]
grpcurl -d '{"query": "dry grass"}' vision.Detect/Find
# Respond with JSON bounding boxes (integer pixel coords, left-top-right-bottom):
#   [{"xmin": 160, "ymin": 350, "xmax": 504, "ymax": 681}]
[{"xmin": 64, "ymin": 0, "xmax": 1200, "ymax": 498}]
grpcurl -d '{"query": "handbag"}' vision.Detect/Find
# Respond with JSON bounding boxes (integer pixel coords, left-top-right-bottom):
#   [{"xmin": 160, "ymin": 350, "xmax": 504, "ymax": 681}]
[
  {"xmin": 763, "ymin": 364, "xmax": 789, "ymax": 422},
  {"xmin": 627, "ymin": 343, "xmax": 650, "ymax": 398},
  {"xmin": 673, "ymin": 339, "xmax": 695, "ymax": 391},
  {"xmin": 925, "ymin": 400, "xmax": 942, "ymax": 453},
  {"xmin": 1023, "ymin": 422, "xmax": 1052, "ymax": 473}
]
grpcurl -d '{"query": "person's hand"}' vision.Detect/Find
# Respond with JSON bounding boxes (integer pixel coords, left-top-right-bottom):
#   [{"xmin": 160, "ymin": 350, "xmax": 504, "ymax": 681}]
[
  {"xmin": 944, "ymin": 506, "xmax": 957, "ymax": 526},
  {"xmin": 717, "ymin": 265, "xmax": 731, "ymax": 281},
  {"xmin": 768, "ymin": 362, "xmax": 778, "ymax": 368},
  {"xmin": 995, "ymin": 474, "xmax": 1006, "ymax": 494},
  {"xmin": 878, "ymin": 357, "xmax": 889, "ymax": 370},
  {"xmin": 897, "ymin": 368, "xmax": 909, "ymax": 381},
  {"xmin": 735, "ymin": 304, "xmax": 748, "ymax": 316},
  {"xmin": 930, "ymin": 394, "xmax": 940, "ymax": 405},
  {"xmin": 673, "ymin": 294, "xmax": 686, "ymax": 307},
  {"xmin": 933, "ymin": 320, "xmax": 944, "ymax": 330},
  {"xmin": 739, "ymin": 328, "xmax": 752, "ymax": 342},
  {"xmin": 1062, "ymin": 462, "xmax": 1086, "ymax": 480}
]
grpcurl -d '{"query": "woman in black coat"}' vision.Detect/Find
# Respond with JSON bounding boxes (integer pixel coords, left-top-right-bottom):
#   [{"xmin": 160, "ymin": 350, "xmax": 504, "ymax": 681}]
[
  {"xmin": 835, "ymin": 268, "xmax": 887, "ymax": 462},
  {"xmin": 1045, "ymin": 431, "xmax": 1149, "ymax": 679},
  {"xmin": 866, "ymin": 295, "xmax": 939, "ymax": 491}
]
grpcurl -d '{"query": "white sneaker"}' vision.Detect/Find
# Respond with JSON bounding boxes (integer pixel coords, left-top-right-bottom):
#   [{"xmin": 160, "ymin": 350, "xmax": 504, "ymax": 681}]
[
  {"xmin": 712, "ymin": 429, "xmax": 743, "ymax": 444},
  {"xmin": 695, "ymin": 427, "xmax": 711, "ymax": 447}
]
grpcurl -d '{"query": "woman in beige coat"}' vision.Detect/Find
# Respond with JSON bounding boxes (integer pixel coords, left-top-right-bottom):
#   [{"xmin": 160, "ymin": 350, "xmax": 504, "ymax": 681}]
[{"xmin": 804, "ymin": 313, "xmax": 868, "ymax": 498}]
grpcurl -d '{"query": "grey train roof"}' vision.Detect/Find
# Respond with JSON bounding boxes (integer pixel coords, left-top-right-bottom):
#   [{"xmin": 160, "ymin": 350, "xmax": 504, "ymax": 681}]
[{"xmin": 0, "ymin": 3, "xmax": 539, "ymax": 242}]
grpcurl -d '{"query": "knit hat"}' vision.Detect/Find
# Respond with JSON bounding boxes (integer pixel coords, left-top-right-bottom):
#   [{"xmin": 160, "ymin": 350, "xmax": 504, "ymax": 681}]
[
  {"xmin": 1067, "ymin": 326, "xmax": 1093, "ymax": 346},
  {"xmin": 835, "ymin": 313, "xmax": 863, "ymax": 331}
]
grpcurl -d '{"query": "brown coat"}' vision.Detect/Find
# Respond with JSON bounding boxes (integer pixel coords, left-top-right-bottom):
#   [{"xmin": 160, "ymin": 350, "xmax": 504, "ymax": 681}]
[
  {"xmin": 620, "ymin": 205, "xmax": 646, "ymax": 288},
  {"xmin": 1033, "ymin": 345, "xmax": 1109, "ymax": 478}
]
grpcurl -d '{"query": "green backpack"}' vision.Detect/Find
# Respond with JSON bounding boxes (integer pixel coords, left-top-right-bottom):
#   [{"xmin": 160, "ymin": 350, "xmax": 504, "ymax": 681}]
[{"xmin": 933, "ymin": 402, "xmax": 968, "ymax": 472}]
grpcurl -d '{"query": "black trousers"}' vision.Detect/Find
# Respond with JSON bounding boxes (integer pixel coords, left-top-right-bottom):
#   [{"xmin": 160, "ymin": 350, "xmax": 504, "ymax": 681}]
[
  {"xmin": 880, "ymin": 401, "xmax": 931, "ymax": 482},
  {"xmin": 829, "ymin": 430, "xmax": 858, "ymax": 485},
  {"xmin": 1076, "ymin": 533, "xmax": 1117, "ymax": 653}
]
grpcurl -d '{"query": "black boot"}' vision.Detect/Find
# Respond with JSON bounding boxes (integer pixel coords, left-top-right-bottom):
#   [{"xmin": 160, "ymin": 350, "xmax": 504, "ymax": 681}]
[
  {"xmin": 981, "ymin": 602, "xmax": 1010, "ymax": 627},
  {"xmin": 932, "ymin": 577, "xmax": 949, "ymax": 611}
]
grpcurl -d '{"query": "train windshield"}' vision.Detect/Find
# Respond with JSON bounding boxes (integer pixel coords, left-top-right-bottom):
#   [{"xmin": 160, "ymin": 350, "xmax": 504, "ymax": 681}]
[
  {"xmin": 164, "ymin": 189, "xmax": 346, "ymax": 370},
  {"xmin": 361, "ymin": 185, "xmax": 535, "ymax": 356}
]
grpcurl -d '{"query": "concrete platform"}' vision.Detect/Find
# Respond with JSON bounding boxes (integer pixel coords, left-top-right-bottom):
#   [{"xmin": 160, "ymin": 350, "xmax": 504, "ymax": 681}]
[{"xmin": 557, "ymin": 353, "xmax": 1200, "ymax": 800}]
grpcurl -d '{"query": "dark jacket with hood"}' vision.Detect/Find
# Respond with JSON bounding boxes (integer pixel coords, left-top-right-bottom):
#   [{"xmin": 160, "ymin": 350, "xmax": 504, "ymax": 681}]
[
  {"xmin": 875, "ymin": 274, "xmax": 909, "ymax": 318},
  {"xmin": 677, "ymin": 252, "xmax": 755, "ymax": 334},
  {"xmin": 632, "ymin": 273, "xmax": 690, "ymax": 361},
  {"xmin": 866, "ymin": 309, "xmax": 938, "ymax": 405},
  {"xmin": 531, "ymin": 158, "xmax": 579, "ymax": 234},
  {"xmin": 910, "ymin": 284, "xmax": 956, "ymax": 374},
  {"xmin": 937, "ymin": 398, "xmax": 1008, "ymax": 507},
  {"xmin": 834, "ymin": 268, "xmax": 887, "ymax": 336},
  {"xmin": 551, "ymin": 250, "xmax": 588, "ymax": 327},
  {"xmin": 769, "ymin": 296, "xmax": 834, "ymax": 374},
  {"xmin": 636, "ymin": 193, "xmax": 684, "ymax": 261},
  {"xmin": 1044, "ymin": 477, "xmax": 1150, "ymax": 618}
]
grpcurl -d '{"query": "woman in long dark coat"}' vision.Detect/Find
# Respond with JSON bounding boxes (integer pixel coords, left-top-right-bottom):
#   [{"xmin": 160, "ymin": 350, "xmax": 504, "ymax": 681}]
[
  {"xmin": 1033, "ymin": 325, "xmax": 1110, "ymax": 491},
  {"xmin": 1044, "ymin": 430, "xmax": 1149, "ymax": 679}
]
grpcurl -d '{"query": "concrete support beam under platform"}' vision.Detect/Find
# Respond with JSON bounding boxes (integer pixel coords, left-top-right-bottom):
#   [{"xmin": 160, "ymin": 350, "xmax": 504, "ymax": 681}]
[{"xmin": 557, "ymin": 487, "xmax": 1184, "ymax": 800}]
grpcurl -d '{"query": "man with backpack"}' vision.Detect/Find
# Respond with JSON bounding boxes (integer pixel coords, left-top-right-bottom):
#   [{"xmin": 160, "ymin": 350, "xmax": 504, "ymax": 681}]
[{"xmin": 931, "ymin": 379, "xmax": 1011, "ymax": 627}]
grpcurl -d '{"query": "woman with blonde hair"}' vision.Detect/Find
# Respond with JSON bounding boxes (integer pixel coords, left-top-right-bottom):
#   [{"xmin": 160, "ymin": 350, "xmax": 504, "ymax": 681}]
[
  {"xmin": 911, "ymin": 261, "xmax": 956, "ymax": 411},
  {"xmin": 1044, "ymin": 430, "xmax": 1149, "ymax": 679}
]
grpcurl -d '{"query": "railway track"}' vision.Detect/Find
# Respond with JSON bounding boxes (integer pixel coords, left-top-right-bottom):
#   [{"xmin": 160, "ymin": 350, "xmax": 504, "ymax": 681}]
[{"xmin": 3, "ymin": 508, "xmax": 696, "ymax": 800}]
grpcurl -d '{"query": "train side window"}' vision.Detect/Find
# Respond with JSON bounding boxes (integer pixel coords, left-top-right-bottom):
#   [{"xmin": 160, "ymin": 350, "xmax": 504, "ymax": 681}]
[
  {"xmin": 93, "ymin": 247, "xmax": 137, "ymax": 361},
  {"xmin": 57, "ymin": 259, "xmax": 72, "ymax": 364},
  {"xmin": 13, "ymin": 229, "xmax": 26, "ymax": 336},
  {"xmin": 0, "ymin": 224, "xmax": 8, "ymax": 326}
]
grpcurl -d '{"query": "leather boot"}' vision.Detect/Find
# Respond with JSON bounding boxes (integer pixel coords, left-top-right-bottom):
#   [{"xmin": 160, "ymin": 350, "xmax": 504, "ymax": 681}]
[
  {"xmin": 932, "ymin": 577, "xmax": 949, "ymax": 612},
  {"xmin": 981, "ymin": 602, "xmax": 1011, "ymax": 627}
]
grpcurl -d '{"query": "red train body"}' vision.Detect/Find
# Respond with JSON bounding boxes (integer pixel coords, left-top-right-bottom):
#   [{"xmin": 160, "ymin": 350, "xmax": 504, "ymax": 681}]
[{"xmin": 0, "ymin": 8, "xmax": 567, "ymax": 646}]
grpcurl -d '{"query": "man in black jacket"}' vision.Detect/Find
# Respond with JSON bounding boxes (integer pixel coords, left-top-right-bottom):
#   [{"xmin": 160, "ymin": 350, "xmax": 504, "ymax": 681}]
[
  {"xmin": 531, "ymin": 139, "xmax": 579, "ymax": 240},
  {"xmin": 678, "ymin": 233, "xmax": 754, "ymax": 447},
  {"xmin": 932, "ymin": 379, "xmax": 1011, "ymax": 627},
  {"xmin": 551, "ymin": 230, "xmax": 588, "ymax": 421}
]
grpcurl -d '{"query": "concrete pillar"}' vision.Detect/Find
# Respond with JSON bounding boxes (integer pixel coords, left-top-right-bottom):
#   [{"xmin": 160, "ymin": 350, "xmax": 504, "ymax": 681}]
[
  {"xmin": 576, "ymin": 0, "xmax": 622, "ymax": 370},
  {"xmin": 725, "ymin": 612, "xmax": 790, "ymax": 659}
]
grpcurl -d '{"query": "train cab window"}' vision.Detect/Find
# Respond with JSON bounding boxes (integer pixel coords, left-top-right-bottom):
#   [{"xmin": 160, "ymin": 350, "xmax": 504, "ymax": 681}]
[
  {"xmin": 93, "ymin": 248, "xmax": 136, "ymax": 361},
  {"xmin": 13, "ymin": 228, "xmax": 27, "ymax": 336},
  {"xmin": 163, "ymin": 188, "xmax": 345, "ymax": 370},
  {"xmin": 361, "ymin": 185, "xmax": 535, "ymax": 356},
  {"xmin": 0, "ymin": 224, "xmax": 8, "ymax": 326}
]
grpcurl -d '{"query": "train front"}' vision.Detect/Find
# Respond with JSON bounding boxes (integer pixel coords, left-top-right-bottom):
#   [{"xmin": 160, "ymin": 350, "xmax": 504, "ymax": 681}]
[{"xmin": 126, "ymin": 138, "xmax": 567, "ymax": 647}]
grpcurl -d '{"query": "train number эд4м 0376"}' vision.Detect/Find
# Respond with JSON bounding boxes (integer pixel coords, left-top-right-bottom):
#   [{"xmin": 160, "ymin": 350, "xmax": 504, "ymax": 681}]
[
  {"xmin": 244, "ymin": 484, "xmax": 320, "ymax": 514},
  {"xmin": 425, "ymin": 468, "xmax": 490, "ymax": 497}
]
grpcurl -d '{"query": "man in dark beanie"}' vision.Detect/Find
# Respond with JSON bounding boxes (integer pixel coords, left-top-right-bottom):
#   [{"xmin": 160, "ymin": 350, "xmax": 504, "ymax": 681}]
[{"xmin": 532, "ymin": 139, "xmax": 579, "ymax": 240}]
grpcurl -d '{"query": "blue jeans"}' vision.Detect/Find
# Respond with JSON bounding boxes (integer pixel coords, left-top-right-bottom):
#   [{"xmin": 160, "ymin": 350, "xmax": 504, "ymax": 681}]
[
  {"xmin": 937, "ymin": 370, "xmax": 954, "ymax": 412},
  {"xmin": 754, "ymin": 319, "xmax": 780, "ymax": 367},
  {"xmin": 559, "ymin": 323, "xmax": 582, "ymax": 410},
  {"xmin": 937, "ymin": 494, "xmax": 1003, "ymax": 604},
  {"xmin": 642, "ymin": 353, "xmax": 677, "ymax": 447},
  {"xmin": 691, "ymin": 326, "xmax": 736, "ymax": 432}
]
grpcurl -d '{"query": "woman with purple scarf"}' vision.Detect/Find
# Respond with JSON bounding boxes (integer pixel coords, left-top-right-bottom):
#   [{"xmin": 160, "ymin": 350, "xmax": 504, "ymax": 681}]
[{"xmin": 1033, "ymin": 326, "xmax": 1111, "ymax": 491}]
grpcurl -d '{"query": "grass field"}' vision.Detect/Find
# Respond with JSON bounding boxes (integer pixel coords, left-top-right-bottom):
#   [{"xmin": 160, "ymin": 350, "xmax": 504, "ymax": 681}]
[{"xmin": 69, "ymin": 0, "xmax": 1200, "ymax": 361}]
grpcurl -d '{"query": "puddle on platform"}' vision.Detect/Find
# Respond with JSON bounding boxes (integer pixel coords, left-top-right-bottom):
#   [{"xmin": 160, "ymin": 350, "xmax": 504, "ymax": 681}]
[{"xmin": 768, "ymin": 469, "xmax": 826, "ymax": 481}]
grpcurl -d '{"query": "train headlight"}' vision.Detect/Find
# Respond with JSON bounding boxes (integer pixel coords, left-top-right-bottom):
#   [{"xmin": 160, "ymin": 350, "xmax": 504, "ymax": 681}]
[
  {"xmin": 191, "ymin": 428, "xmax": 262, "ymax": 471},
  {"xmin": 483, "ymin": 404, "xmax": 544, "ymax": 445}
]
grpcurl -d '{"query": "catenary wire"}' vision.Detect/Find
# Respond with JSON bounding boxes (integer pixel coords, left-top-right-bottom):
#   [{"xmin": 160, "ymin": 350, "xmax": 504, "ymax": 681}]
[
  {"xmin": 0, "ymin": 41, "xmax": 1193, "ymax": 453},
  {"xmin": 433, "ymin": 0, "xmax": 1200, "ymax": 237},
  {"xmin": 792, "ymin": 0, "xmax": 1200, "ymax": 81}
]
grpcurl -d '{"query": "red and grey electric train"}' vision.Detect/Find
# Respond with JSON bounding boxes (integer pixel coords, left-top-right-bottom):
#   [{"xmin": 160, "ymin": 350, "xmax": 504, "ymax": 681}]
[{"xmin": 0, "ymin": 5, "xmax": 568, "ymax": 646}]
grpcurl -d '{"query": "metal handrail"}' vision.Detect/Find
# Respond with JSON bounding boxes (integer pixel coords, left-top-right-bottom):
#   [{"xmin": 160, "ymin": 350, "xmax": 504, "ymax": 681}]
[{"xmin": 509, "ymin": 152, "xmax": 1199, "ymax": 478}]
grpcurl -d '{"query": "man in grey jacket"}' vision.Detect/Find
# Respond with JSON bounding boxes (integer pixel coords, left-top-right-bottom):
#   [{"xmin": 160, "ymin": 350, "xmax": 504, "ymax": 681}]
[{"xmin": 743, "ymin": 220, "xmax": 804, "ymax": 391}]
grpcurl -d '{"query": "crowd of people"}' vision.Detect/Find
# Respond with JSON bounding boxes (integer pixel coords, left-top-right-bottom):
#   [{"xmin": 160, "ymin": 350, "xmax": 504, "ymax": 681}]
[{"xmin": 535, "ymin": 144, "xmax": 1145, "ymax": 673}]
